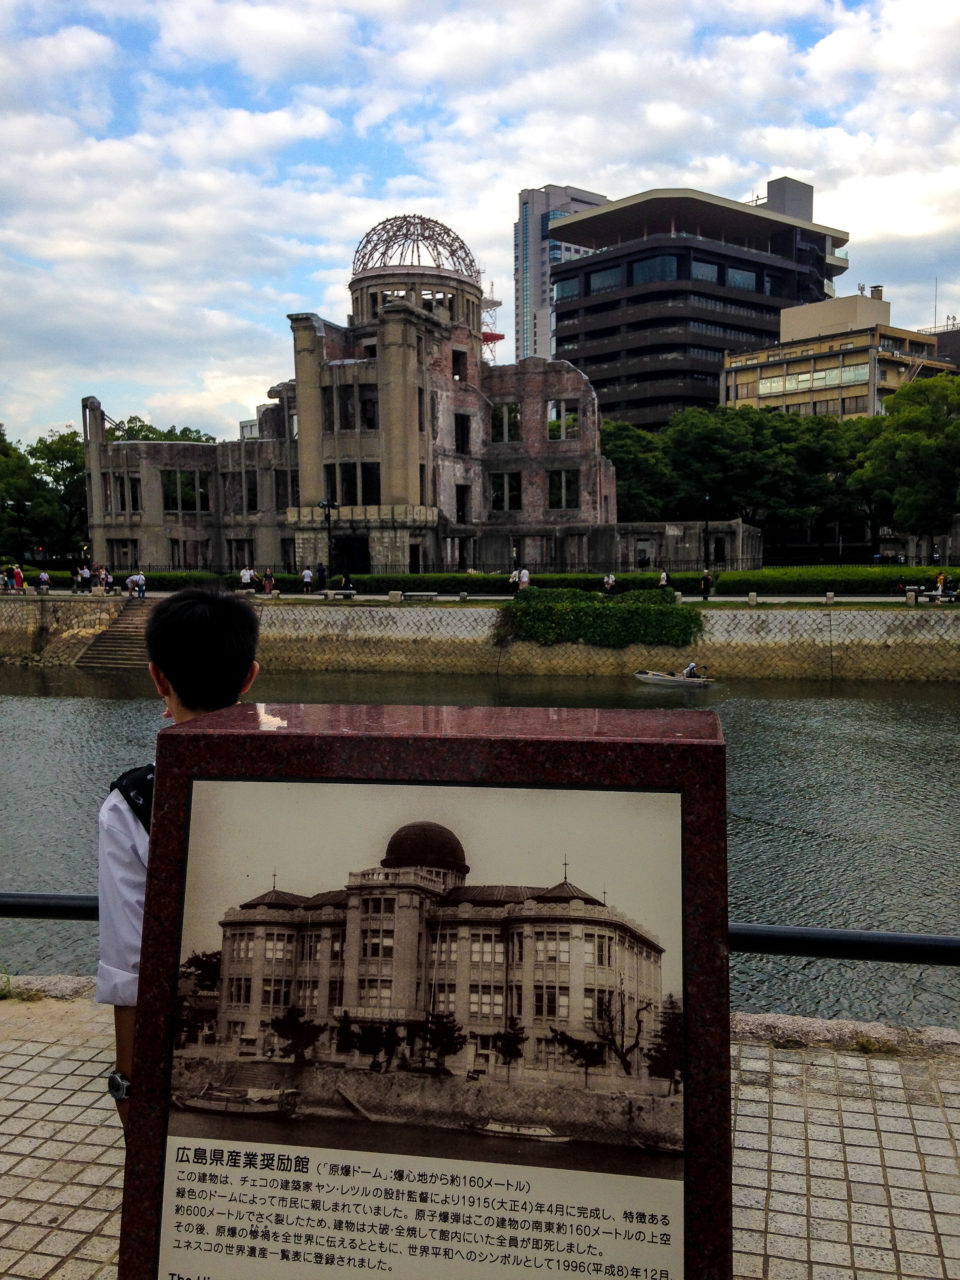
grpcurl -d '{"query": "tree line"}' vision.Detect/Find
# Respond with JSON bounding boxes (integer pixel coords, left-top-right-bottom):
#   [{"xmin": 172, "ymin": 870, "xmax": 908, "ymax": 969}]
[
  {"xmin": 0, "ymin": 417, "xmax": 214, "ymax": 562},
  {"xmin": 600, "ymin": 374, "xmax": 960, "ymax": 552}
]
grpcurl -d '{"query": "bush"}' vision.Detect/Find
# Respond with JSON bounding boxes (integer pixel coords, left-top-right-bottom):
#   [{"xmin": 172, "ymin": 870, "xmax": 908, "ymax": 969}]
[
  {"xmin": 712, "ymin": 565, "xmax": 958, "ymax": 597},
  {"xmin": 496, "ymin": 587, "xmax": 704, "ymax": 649}
]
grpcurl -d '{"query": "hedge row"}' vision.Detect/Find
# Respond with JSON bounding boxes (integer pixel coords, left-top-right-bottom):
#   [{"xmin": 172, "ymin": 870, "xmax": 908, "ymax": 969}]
[
  {"xmin": 496, "ymin": 587, "xmax": 704, "ymax": 649},
  {"xmin": 13, "ymin": 565, "xmax": 953, "ymax": 598},
  {"xmin": 711, "ymin": 565, "xmax": 958, "ymax": 596}
]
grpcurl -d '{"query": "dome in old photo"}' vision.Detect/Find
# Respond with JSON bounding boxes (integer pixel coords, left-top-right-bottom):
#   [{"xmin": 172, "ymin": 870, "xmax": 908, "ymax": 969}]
[{"xmin": 381, "ymin": 820, "xmax": 469, "ymax": 873}]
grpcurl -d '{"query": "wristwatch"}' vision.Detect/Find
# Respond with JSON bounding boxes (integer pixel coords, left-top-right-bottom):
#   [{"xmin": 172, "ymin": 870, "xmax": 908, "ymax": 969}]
[{"xmin": 107, "ymin": 1070, "xmax": 131, "ymax": 1101}]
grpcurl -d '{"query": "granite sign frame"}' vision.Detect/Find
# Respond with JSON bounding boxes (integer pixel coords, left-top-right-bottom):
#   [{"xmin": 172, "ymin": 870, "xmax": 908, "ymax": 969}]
[{"xmin": 120, "ymin": 703, "xmax": 730, "ymax": 1280}]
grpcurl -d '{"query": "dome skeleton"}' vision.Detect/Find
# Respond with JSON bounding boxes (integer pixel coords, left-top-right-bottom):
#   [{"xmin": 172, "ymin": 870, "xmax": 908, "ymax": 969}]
[{"xmin": 352, "ymin": 214, "xmax": 481, "ymax": 284}]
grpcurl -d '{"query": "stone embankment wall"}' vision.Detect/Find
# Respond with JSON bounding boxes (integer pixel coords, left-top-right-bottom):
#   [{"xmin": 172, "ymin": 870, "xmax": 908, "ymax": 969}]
[
  {"xmin": 253, "ymin": 603, "xmax": 960, "ymax": 681},
  {"xmin": 0, "ymin": 596, "xmax": 125, "ymax": 663},
  {"xmin": 170, "ymin": 1058, "xmax": 682, "ymax": 1150},
  {"xmin": 3, "ymin": 597, "xmax": 960, "ymax": 679}
]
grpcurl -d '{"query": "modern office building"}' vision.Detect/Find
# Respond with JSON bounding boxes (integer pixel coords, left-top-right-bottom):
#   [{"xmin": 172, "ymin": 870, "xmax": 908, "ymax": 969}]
[
  {"xmin": 549, "ymin": 177, "xmax": 850, "ymax": 430},
  {"xmin": 215, "ymin": 821, "xmax": 664, "ymax": 1079},
  {"xmin": 721, "ymin": 292, "xmax": 956, "ymax": 418},
  {"xmin": 514, "ymin": 185, "xmax": 609, "ymax": 361},
  {"xmin": 83, "ymin": 214, "xmax": 618, "ymax": 574}
]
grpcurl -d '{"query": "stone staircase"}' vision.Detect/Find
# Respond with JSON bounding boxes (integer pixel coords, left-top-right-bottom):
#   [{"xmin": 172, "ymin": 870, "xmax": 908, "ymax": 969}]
[{"xmin": 75, "ymin": 598, "xmax": 155, "ymax": 670}]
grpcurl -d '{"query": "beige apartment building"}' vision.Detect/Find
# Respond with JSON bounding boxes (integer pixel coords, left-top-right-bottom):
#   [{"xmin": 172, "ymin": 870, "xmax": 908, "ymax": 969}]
[{"xmin": 722, "ymin": 293, "xmax": 955, "ymax": 418}]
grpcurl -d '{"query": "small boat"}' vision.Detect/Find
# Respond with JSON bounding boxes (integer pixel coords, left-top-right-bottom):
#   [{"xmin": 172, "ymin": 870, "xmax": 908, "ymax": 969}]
[
  {"xmin": 471, "ymin": 1120, "xmax": 570, "ymax": 1143},
  {"xmin": 177, "ymin": 1084, "xmax": 299, "ymax": 1117},
  {"xmin": 634, "ymin": 669, "xmax": 715, "ymax": 687}
]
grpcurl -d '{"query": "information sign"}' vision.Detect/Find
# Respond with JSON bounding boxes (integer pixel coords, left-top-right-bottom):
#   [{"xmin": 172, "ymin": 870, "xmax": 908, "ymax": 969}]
[{"xmin": 120, "ymin": 703, "xmax": 730, "ymax": 1280}]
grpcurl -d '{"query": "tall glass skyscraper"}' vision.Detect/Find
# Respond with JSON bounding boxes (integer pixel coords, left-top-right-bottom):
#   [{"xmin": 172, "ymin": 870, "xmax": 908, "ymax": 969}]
[{"xmin": 514, "ymin": 185, "xmax": 608, "ymax": 360}]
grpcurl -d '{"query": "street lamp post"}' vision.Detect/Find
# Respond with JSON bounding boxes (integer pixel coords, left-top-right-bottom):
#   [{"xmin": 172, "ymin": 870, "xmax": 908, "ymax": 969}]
[
  {"xmin": 703, "ymin": 492, "xmax": 711, "ymax": 572},
  {"xmin": 319, "ymin": 500, "xmax": 339, "ymax": 575}
]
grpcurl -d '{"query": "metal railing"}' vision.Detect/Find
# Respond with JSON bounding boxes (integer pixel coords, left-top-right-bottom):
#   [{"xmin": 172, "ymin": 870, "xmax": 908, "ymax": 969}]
[{"xmin": 2, "ymin": 892, "xmax": 959, "ymax": 966}]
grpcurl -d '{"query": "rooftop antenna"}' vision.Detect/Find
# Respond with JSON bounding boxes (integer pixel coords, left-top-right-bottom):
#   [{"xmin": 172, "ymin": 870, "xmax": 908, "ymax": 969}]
[
  {"xmin": 562, "ymin": 857, "xmax": 569, "ymax": 882},
  {"xmin": 272, "ymin": 870, "xmax": 277, "ymax": 890}
]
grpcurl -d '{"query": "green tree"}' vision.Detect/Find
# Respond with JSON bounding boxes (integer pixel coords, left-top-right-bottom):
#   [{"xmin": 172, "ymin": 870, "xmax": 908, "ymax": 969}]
[
  {"xmin": 106, "ymin": 415, "xmax": 215, "ymax": 443},
  {"xmin": 492, "ymin": 1016, "xmax": 528, "ymax": 1083},
  {"xmin": 850, "ymin": 375, "xmax": 960, "ymax": 543},
  {"xmin": 270, "ymin": 1006, "xmax": 326, "ymax": 1071},
  {"xmin": 599, "ymin": 420, "xmax": 674, "ymax": 521},
  {"xmin": 645, "ymin": 994, "xmax": 684, "ymax": 1085},
  {"xmin": 550, "ymin": 1026, "xmax": 606, "ymax": 1087},
  {"xmin": 26, "ymin": 428, "xmax": 88, "ymax": 558},
  {"xmin": 838, "ymin": 415, "xmax": 891, "ymax": 555},
  {"xmin": 0, "ymin": 429, "xmax": 43, "ymax": 562}
]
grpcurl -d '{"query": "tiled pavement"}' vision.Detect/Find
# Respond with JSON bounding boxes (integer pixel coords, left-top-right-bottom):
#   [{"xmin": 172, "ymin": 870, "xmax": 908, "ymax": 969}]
[
  {"xmin": 1, "ymin": 995, "xmax": 959, "ymax": 1279},
  {"xmin": 731, "ymin": 1041, "xmax": 960, "ymax": 1279},
  {"xmin": 0, "ymin": 997, "xmax": 123, "ymax": 1280}
]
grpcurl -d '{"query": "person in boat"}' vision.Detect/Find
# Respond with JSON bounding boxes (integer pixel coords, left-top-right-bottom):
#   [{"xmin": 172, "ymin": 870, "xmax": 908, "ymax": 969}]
[
  {"xmin": 680, "ymin": 661, "xmax": 699, "ymax": 679},
  {"xmin": 97, "ymin": 588, "xmax": 260, "ymax": 1133}
]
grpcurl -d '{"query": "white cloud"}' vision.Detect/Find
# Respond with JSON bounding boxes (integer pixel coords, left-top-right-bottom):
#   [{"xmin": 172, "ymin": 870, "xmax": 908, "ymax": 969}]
[
  {"xmin": 152, "ymin": 0, "xmax": 359, "ymax": 81},
  {"xmin": 5, "ymin": 0, "xmax": 960, "ymax": 444}
]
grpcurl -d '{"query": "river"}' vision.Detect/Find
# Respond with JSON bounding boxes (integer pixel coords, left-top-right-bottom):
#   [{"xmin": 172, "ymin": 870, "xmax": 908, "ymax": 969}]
[{"xmin": 1, "ymin": 666, "xmax": 957, "ymax": 1029}]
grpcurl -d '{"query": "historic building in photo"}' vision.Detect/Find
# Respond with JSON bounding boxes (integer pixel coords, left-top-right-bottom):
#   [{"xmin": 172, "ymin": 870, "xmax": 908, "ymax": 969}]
[
  {"xmin": 83, "ymin": 214, "xmax": 618, "ymax": 575},
  {"xmin": 549, "ymin": 177, "xmax": 850, "ymax": 430},
  {"xmin": 215, "ymin": 821, "xmax": 664, "ymax": 1081}
]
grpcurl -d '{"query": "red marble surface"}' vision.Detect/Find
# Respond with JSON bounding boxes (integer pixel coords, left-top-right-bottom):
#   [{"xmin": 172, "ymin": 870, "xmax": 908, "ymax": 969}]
[{"xmin": 122, "ymin": 704, "xmax": 730, "ymax": 1280}]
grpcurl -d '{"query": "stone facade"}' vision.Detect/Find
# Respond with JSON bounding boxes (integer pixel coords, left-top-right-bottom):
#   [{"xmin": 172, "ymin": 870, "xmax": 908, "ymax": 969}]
[
  {"xmin": 82, "ymin": 216, "xmax": 619, "ymax": 575},
  {"xmin": 82, "ymin": 388, "xmax": 300, "ymax": 574}
]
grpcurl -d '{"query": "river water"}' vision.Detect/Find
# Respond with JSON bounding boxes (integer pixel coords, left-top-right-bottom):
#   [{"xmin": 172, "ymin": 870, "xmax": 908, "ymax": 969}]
[
  {"xmin": 1, "ymin": 666, "xmax": 957, "ymax": 1029},
  {"xmin": 168, "ymin": 1108, "xmax": 682, "ymax": 1179}
]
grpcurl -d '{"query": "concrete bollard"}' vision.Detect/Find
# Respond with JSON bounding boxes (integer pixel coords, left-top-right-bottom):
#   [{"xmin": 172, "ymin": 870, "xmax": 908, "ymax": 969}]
[
  {"xmin": 906, "ymin": 590, "xmax": 917, "ymax": 607},
  {"xmin": 674, "ymin": 591, "xmax": 683, "ymax": 603},
  {"xmin": 825, "ymin": 591, "xmax": 835, "ymax": 605},
  {"xmin": 748, "ymin": 591, "xmax": 757, "ymax": 606},
  {"xmin": 388, "ymin": 590, "xmax": 402, "ymax": 603}
]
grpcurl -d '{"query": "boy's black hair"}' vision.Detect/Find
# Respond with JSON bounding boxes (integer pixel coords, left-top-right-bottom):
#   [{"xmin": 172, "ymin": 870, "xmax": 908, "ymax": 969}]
[{"xmin": 145, "ymin": 587, "xmax": 258, "ymax": 712}]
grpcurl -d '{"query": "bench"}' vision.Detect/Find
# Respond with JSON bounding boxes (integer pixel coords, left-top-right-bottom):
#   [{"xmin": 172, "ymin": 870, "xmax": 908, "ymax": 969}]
[
  {"xmin": 331, "ymin": 590, "xmax": 356, "ymax": 600},
  {"xmin": 402, "ymin": 591, "xmax": 438, "ymax": 601}
]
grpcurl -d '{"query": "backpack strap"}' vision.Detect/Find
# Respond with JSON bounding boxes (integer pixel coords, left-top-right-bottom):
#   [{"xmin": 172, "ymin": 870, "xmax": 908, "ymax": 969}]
[{"xmin": 110, "ymin": 764, "xmax": 155, "ymax": 834}]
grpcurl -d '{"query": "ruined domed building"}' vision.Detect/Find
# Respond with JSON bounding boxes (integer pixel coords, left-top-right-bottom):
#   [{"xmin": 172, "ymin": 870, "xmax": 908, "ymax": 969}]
[
  {"xmin": 83, "ymin": 215, "xmax": 618, "ymax": 575},
  {"xmin": 215, "ymin": 821, "xmax": 663, "ymax": 1079}
]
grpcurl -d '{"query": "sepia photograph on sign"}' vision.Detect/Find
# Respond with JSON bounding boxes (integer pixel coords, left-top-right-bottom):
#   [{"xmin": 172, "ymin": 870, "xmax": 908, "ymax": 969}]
[{"xmin": 167, "ymin": 778, "xmax": 685, "ymax": 1181}]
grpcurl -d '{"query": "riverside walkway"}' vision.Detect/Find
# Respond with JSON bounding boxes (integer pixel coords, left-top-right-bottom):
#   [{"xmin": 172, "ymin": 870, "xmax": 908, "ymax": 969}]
[{"xmin": 1, "ymin": 986, "xmax": 959, "ymax": 1279}]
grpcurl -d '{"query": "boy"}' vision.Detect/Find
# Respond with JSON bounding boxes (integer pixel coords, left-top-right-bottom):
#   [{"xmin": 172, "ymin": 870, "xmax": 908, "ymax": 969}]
[{"xmin": 97, "ymin": 588, "xmax": 259, "ymax": 1129}]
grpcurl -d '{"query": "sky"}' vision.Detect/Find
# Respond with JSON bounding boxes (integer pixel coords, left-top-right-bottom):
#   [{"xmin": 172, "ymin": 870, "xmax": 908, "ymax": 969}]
[
  {"xmin": 181, "ymin": 777, "xmax": 684, "ymax": 993},
  {"xmin": 4, "ymin": 0, "xmax": 960, "ymax": 446}
]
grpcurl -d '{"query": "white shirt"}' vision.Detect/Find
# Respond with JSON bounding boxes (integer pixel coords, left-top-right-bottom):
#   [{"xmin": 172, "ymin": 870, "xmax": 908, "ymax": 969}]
[
  {"xmin": 302, "ymin": 569, "xmax": 312, "ymax": 582},
  {"xmin": 96, "ymin": 789, "xmax": 150, "ymax": 1007}
]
